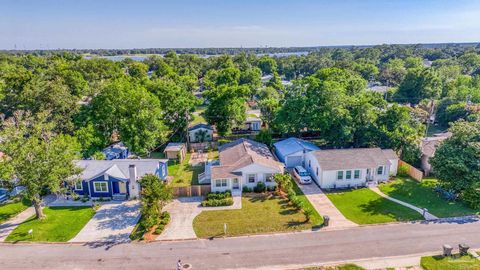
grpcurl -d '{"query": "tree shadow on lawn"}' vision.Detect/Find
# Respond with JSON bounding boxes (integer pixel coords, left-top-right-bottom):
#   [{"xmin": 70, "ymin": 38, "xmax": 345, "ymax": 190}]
[{"xmin": 358, "ymin": 197, "xmax": 421, "ymax": 222}]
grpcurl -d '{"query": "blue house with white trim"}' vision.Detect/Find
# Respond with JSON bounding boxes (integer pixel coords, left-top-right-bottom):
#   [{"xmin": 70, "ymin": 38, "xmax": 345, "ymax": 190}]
[
  {"xmin": 102, "ymin": 142, "xmax": 130, "ymax": 160},
  {"xmin": 71, "ymin": 159, "xmax": 168, "ymax": 200},
  {"xmin": 274, "ymin": 138, "xmax": 320, "ymax": 168}
]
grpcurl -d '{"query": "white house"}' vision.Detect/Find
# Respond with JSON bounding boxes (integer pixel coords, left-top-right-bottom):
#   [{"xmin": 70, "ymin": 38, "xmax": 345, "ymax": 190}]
[
  {"xmin": 274, "ymin": 137, "xmax": 320, "ymax": 168},
  {"xmin": 188, "ymin": 123, "xmax": 214, "ymax": 143},
  {"xmin": 304, "ymin": 148, "xmax": 399, "ymax": 189},
  {"xmin": 200, "ymin": 138, "xmax": 284, "ymax": 192}
]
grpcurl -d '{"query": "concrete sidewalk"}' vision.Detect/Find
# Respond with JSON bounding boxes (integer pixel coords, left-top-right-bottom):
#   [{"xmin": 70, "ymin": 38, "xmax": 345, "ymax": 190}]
[
  {"xmin": 0, "ymin": 207, "xmax": 35, "ymax": 242},
  {"xmin": 294, "ymin": 181, "xmax": 358, "ymax": 229},
  {"xmin": 370, "ymin": 187, "xmax": 439, "ymax": 221}
]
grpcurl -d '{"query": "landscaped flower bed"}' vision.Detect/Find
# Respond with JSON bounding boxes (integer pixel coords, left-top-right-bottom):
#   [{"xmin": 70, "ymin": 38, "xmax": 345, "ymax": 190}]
[{"xmin": 201, "ymin": 191, "xmax": 234, "ymax": 207}]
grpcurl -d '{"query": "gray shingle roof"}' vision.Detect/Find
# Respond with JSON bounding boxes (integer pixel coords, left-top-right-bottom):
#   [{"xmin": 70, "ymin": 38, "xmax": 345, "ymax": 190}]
[
  {"xmin": 164, "ymin": 143, "xmax": 186, "ymax": 152},
  {"xmin": 211, "ymin": 138, "xmax": 282, "ymax": 179},
  {"xmin": 75, "ymin": 159, "xmax": 168, "ymax": 182},
  {"xmin": 311, "ymin": 148, "xmax": 397, "ymax": 171},
  {"xmin": 274, "ymin": 137, "xmax": 320, "ymax": 157}
]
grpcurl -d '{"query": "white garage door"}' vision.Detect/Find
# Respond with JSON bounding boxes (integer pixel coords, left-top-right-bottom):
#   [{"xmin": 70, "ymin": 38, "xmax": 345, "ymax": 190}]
[{"xmin": 286, "ymin": 155, "xmax": 302, "ymax": 168}]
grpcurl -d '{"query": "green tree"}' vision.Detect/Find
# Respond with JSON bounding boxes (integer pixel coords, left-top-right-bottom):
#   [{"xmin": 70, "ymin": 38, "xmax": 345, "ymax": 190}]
[
  {"xmin": 430, "ymin": 120, "xmax": 480, "ymax": 209},
  {"xmin": 395, "ymin": 68, "xmax": 442, "ymax": 104},
  {"xmin": 257, "ymin": 56, "xmax": 278, "ymax": 75},
  {"xmin": 139, "ymin": 174, "xmax": 173, "ymax": 230},
  {"xmin": 0, "ymin": 111, "xmax": 81, "ymax": 219}
]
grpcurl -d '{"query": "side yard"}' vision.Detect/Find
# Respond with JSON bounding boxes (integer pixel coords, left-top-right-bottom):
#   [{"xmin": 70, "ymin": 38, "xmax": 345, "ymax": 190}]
[
  {"xmin": 421, "ymin": 253, "xmax": 480, "ymax": 270},
  {"xmin": 168, "ymin": 153, "xmax": 204, "ymax": 186},
  {"xmin": 379, "ymin": 177, "xmax": 478, "ymax": 218},
  {"xmin": 289, "ymin": 177, "xmax": 324, "ymax": 227},
  {"xmin": 0, "ymin": 198, "xmax": 31, "ymax": 224},
  {"xmin": 326, "ymin": 188, "xmax": 423, "ymax": 224},
  {"xmin": 193, "ymin": 194, "xmax": 316, "ymax": 238},
  {"xmin": 6, "ymin": 206, "xmax": 95, "ymax": 242}
]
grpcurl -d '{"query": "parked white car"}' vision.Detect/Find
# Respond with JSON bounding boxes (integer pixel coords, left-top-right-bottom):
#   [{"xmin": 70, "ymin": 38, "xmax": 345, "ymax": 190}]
[{"xmin": 293, "ymin": 166, "xmax": 312, "ymax": 184}]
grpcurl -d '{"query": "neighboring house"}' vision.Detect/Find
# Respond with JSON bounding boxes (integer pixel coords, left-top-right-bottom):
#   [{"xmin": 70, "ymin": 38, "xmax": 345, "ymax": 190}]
[
  {"xmin": 164, "ymin": 143, "xmax": 187, "ymax": 161},
  {"xmin": 420, "ymin": 132, "xmax": 451, "ymax": 176},
  {"xmin": 304, "ymin": 148, "xmax": 398, "ymax": 189},
  {"xmin": 366, "ymin": 81, "xmax": 389, "ymax": 94},
  {"xmin": 199, "ymin": 138, "xmax": 284, "ymax": 192},
  {"xmin": 102, "ymin": 142, "xmax": 129, "ymax": 160},
  {"xmin": 244, "ymin": 116, "xmax": 262, "ymax": 131},
  {"xmin": 71, "ymin": 159, "xmax": 168, "ymax": 200},
  {"xmin": 274, "ymin": 137, "xmax": 320, "ymax": 168},
  {"xmin": 188, "ymin": 123, "xmax": 214, "ymax": 143}
]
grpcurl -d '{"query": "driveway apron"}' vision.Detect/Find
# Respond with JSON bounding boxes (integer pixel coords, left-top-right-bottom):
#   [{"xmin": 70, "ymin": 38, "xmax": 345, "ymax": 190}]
[{"xmin": 70, "ymin": 200, "xmax": 140, "ymax": 243}]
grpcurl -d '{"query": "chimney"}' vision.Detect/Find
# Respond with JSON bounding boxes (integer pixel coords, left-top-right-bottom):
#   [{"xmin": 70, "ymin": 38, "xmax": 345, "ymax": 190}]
[{"xmin": 128, "ymin": 164, "xmax": 139, "ymax": 198}]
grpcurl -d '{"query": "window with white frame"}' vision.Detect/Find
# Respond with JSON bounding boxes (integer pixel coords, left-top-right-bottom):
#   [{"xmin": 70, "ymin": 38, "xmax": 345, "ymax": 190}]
[
  {"xmin": 74, "ymin": 181, "xmax": 83, "ymax": 191},
  {"xmin": 93, "ymin": 182, "xmax": 108, "ymax": 193},
  {"xmin": 346, "ymin": 170, "xmax": 352, "ymax": 180},
  {"xmin": 377, "ymin": 166, "xmax": 384, "ymax": 175},
  {"xmin": 337, "ymin": 171, "xmax": 343, "ymax": 180},
  {"xmin": 248, "ymin": 174, "xmax": 256, "ymax": 183},
  {"xmin": 354, "ymin": 170, "xmax": 360, "ymax": 179},
  {"xmin": 265, "ymin": 173, "xmax": 273, "ymax": 182},
  {"xmin": 215, "ymin": 179, "xmax": 228, "ymax": 187}
]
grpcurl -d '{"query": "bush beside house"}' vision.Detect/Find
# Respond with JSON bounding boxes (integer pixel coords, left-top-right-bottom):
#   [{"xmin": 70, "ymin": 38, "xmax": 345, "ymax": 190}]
[{"xmin": 202, "ymin": 191, "xmax": 234, "ymax": 207}]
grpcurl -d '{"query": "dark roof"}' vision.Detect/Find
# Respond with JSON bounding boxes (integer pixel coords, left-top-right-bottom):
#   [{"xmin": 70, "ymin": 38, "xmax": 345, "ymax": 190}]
[{"xmin": 188, "ymin": 123, "xmax": 213, "ymax": 131}]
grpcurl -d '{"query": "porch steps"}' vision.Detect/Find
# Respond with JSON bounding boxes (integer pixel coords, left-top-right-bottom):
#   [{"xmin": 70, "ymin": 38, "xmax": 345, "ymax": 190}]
[{"xmin": 112, "ymin": 194, "xmax": 127, "ymax": 201}]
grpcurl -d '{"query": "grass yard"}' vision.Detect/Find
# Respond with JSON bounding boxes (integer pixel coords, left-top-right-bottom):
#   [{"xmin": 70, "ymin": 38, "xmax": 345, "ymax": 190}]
[
  {"xmin": 326, "ymin": 188, "xmax": 423, "ymax": 224},
  {"xmin": 207, "ymin": 150, "xmax": 219, "ymax": 160},
  {"xmin": 168, "ymin": 153, "xmax": 204, "ymax": 187},
  {"xmin": 379, "ymin": 177, "xmax": 477, "ymax": 218},
  {"xmin": 6, "ymin": 206, "xmax": 95, "ymax": 242},
  {"xmin": 0, "ymin": 198, "xmax": 31, "ymax": 224},
  {"xmin": 297, "ymin": 265, "xmax": 365, "ymax": 270},
  {"xmin": 193, "ymin": 194, "xmax": 313, "ymax": 238},
  {"xmin": 191, "ymin": 106, "xmax": 207, "ymax": 125},
  {"xmin": 421, "ymin": 254, "xmax": 480, "ymax": 270},
  {"xmin": 290, "ymin": 177, "xmax": 324, "ymax": 227}
]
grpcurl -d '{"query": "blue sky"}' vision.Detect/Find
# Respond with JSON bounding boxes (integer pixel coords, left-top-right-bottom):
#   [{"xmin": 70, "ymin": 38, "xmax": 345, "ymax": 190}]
[{"xmin": 2, "ymin": 0, "xmax": 480, "ymax": 49}]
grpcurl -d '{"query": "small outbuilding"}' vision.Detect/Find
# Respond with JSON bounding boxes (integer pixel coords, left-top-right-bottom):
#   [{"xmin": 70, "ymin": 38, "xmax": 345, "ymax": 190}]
[
  {"xmin": 274, "ymin": 137, "xmax": 320, "ymax": 168},
  {"xmin": 188, "ymin": 123, "xmax": 214, "ymax": 143},
  {"xmin": 164, "ymin": 143, "xmax": 187, "ymax": 161},
  {"xmin": 102, "ymin": 142, "xmax": 129, "ymax": 160}
]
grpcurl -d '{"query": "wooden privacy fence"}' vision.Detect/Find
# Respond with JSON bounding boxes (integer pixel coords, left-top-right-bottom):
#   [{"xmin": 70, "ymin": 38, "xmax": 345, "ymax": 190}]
[
  {"xmin": 398, "ymin": 160, "xmax": 423, "ymax": 182},
  {"xmin": 173, "ymin": 185, "xmax": 211, "ymax": 197}
]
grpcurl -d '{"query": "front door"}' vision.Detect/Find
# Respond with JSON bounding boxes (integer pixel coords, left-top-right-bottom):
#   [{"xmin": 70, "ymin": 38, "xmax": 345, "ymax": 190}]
[
  {"xmin": 232, "ymin": 178, "xmax": 240, "ymax": 189},
  {"xmin": 119, "ymin": 182, "xmax": 127, "ymax": 193},
  {"xmin": 366, "ymin": 169, "xmax": 371, "ymax": 181}
]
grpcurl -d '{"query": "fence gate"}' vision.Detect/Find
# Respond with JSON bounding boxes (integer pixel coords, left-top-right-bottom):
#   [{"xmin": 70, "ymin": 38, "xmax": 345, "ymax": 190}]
[{"xmin": 173, "ymin": 185, "xmax": 211, "ymax": 197}]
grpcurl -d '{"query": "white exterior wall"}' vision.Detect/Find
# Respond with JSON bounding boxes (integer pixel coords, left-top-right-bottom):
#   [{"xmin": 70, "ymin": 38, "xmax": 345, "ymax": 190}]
[
  {"xmin": 188, "ymin": 128, "xmax": 213, "ymax": 143},
  {"xmin": 239, "ymin": 163, "xmax": 282, "ymax": 189},
  {"xmin": 210, "ymin": 163, "xmax": 283, "ymax": 192},
  {"xmin": 388, "ymin": 158, "xmax": 399, "ymax": 176},
  {"xmin": 304, "ymin": 152, "xmax": 391, "ymax": 189}
]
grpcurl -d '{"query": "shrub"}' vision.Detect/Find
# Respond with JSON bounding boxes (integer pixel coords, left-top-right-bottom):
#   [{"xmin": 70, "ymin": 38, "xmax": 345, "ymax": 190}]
[
  {"xmin": 291, "ymin": 197, "xmax": 303, "ymax": 209},
  {"xmin": 266, "ymin": 185, "xmax": 276, "ymax": 192},
  {"xmin": 254, "ymin": 181, "xmax": 266, "ymax": 193},
  {"xmin": 242, "ymin": 186, "xmax": 253, "ymax": 193},
  {"xmin": 206, "ymin": 190, "xmax": 231, "ymax": 200},
  {"xmin": 201, "ymin": 198, "xmax": 234, "ymax": 207},
  {"xmin": 154, "ymin": 224, "xmax": 165, "ymax": 235},
  {"xmin": 398, "ymin": 164, "xmax": 409, "ymax": 177},
  {"xmin": 462, "ymin": 188, "xmax": 480, "ymax": 209},
  {"xmin": 304, "ymin": 208, "xmax": 314, "ymax": 221}
]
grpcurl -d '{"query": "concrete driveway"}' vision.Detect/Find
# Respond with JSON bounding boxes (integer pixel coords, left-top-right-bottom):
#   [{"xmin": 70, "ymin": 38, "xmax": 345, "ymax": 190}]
[
  {"xmin": 70, "ymin": 200, "xmax": 140, "ymax": 243},
  {"xmin": 294, "ymin": 180, "xmax": 358, "ymax": 229},
  {"xmin": 157, "ymin": 194, "xmax": 242, "ymax": 240}
]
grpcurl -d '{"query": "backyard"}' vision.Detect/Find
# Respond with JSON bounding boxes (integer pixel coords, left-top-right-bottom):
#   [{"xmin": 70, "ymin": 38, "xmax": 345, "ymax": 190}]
[
  {"xmin": 326, "ymin": 188, "xmax": 423, "ymax": 224},
  {"xmin": 168, "ymin": 153, "xmax": 204, "ymax": 187},
  {"xmin": 379, "ymin": 177, "xmax": 478, "ymax": 218},
  {"xmin": 0, "ymin": 198, "xmax": 31, "ymax": 224},
  {"xmin": 421, "ymin": 254, "xmax": 480, "ymax": 270},
  {"xmin": 193, "ymin": 194, "xmax": 314, "ymax": 238},
  {"xmin": 6, "ymin": 206, "xmax": 95, "ymax": 242}
]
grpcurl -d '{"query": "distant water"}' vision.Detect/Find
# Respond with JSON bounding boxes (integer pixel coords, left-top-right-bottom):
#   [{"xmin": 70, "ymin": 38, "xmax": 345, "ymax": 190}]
[{"xmin": 84, "ymin": 51, "xmax": 309, "ymax": 61}]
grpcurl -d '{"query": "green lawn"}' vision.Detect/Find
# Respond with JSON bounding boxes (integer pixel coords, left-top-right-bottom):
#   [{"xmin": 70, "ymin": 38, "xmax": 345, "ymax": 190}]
[
  {"xmin": 379, "ymin": 177, "xmax": 477, "ymax": 218},
  {"xmin": 290, "ymin": 177, "xmax": 323, "ymax": 227},
  {"xmin": 193, "ymin": 194, "xmax": 314, "ymax": 238},
  {"xmin": 297, "ymin": 265, "xmax": 364, "ymax": 270},
  {"xmin": 191, "ymin": 106, "xmax": 207, "ymax": 125},
  {"xmin": 6, "ymin": 206, "xmax": 95, "ymax": 242},
  {"xmin": 421, "ymin": 254, "xmax": 480, "ymax": 270},
  {"xmin": 168, "ymin": 153, "xmax": 204, "ymax": 187},
  {"xmin": 326, "ymin": 188, "xmax": 423, "ymax": 224},
  {"xmin": 0, "ymin": 198, "xmax": 31, "ymax": 224}
]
